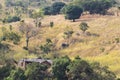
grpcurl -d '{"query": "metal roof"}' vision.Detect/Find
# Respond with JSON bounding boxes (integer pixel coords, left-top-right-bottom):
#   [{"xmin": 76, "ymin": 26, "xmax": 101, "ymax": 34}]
[{"xmin": 19, "ymin": 58, "xmax": 52, "ymax": 64}]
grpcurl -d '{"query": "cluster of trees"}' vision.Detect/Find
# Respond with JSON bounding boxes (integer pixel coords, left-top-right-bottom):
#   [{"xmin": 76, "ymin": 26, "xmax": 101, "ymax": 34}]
[
  {"xmin": 0, "ymin": 56, "xmax": 117, "ymax": 80},
  {"xmin": 43, "ymin": 2, "xmax": 66, "ymax": 15},
  {"xmin": 1, "ymin": 0, "xmax": 118, "ymax": 23},
  {"xmin": 2, "ymin": 16, "xmax": 21, "ymax": 23},
  {"xmin": 43, "ymin": 0, "xmax": 118, "ymax": 22},
  {"xmin": 63, "ymin": 0, "xmax": 116, "ymax": 21}
]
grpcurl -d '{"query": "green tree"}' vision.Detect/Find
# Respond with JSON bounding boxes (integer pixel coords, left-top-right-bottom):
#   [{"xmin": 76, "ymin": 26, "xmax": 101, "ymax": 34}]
[
  {"xmin": 51, "ymin": 2, "xmax": 66, "ymax": 15},
  {"xmin": 79, "ymin": 22, "xmax": 89, "ymax": 33},
  {"xmin": 91, "ymin": 62, "xmax": 116, "ymax": 80},
  {"xmin": 43, "ymin": 6, "xmax": 52, "ymax": 15},
  {"xmin": 32, "ymin": 9, "xmax": 44, "ymax": 27},
  {"xmin": 3, "ymin": 16, "xmax": 21, "ymax": 23},
  {"xmin": 0, "ymin": 64, "xmax": 14, "ymax": 80},
  {"xmin": 82, "ymin": 0, "xmax": 113, "ymax": 15},
  {"xmin": 67, "ymin": 56, "xmax": 116, "ymax": 80},
  {"xmin": 52, "ymin": 56, "xmax": 71, "ymax": 80},
  {"xmin": 72, "ymin": 0, "xmax": 115, "ymax": 15},
  {"xmin": 6, "ymin": 32, "xmax": 21, "ymax": 44},
  {"xmin": 67, "ymin": 57, "xmax": 94, "ymax": 80},
  {"xmin": 40, "ymin": 39, "xmax": 53, "ymax": 54},
  {"xmin": 5, "ymin": 68, "xmax": 26, "ymax": 80},
  {"xmin": 51, "ymin": 55, "xmax": 116, "ymax": 80},
  {"xmin": 64, "ymin": 5, "xmax": 83, "ymax": 22},
  {"xmin": 25, "ymin": 63, "xmax": 48, "ymax": 80}
]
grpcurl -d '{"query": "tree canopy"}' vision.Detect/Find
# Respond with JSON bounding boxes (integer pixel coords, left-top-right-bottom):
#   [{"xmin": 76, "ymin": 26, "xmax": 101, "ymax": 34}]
[
  {"xmin": 51, "ymin": 2, "xmax": 66, "ymax": 15},
  {"xmin": 63, "ymin": 5, "xmax": 83, "ymax": 22}
]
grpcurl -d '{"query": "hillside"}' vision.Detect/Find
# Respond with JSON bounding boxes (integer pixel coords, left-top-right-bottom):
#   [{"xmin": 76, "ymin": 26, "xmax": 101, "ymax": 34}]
[
  {"xmin": 1, "ymin": 14, "xmax": 120, "ymax": 76},
  {"xmin": 0, "ymin": 0, "xmax": 120, "ymax": 79}
]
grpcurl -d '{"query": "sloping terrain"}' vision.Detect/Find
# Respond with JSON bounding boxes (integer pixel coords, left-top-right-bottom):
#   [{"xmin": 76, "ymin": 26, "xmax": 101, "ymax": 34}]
[{"xmin": 0, "ymin": 14, "xmax": 120, "ymax": 76}]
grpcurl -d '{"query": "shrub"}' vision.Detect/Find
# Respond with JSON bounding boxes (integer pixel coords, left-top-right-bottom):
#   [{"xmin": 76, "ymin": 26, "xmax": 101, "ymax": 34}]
[
  {"xmin": 40, "ymin": 39, "xmax": 53, "ymax": 54},
  {"xmin": 2, "ymin": 16, "xmax": 21, "ymax": 23},
  {"xmin": 50, "ymin": 22, "xmax": 54, "ymax": 27},
  {"xmin": 6, "ymin": 32, "xmax": 21, "ymax": 44}
]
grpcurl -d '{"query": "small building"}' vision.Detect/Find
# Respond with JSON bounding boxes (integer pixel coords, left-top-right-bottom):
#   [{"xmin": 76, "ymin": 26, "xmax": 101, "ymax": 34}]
[{"xmin": 18, "ymin": 58, "xmax": 52, "ymax": 69}]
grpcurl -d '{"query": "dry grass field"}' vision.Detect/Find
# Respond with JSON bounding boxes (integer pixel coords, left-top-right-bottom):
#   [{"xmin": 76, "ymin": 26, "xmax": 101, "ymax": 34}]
[{"xmin": 1, "ymin": 14, "xmax": 120, "ymax": 76}]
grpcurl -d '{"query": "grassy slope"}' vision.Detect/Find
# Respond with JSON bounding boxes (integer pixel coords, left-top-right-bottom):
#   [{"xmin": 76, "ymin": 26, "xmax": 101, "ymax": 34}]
[
  {"xmin": 40, "ymin": 15, "xmax": 120, "ymax": 77},
  {"xmin": 0, "ymin": 15, "xmax": 120, "ymax": 76}
]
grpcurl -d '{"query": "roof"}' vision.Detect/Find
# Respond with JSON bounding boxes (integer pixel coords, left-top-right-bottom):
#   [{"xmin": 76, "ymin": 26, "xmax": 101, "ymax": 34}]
[{"xmin": 19, "ymin": 58, "xmax": 52, "ymax": 64}]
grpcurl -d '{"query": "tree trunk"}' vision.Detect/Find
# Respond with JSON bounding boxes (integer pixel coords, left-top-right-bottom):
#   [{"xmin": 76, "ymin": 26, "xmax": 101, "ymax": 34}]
[
  {"xmin": 35, "ymin": 18, "xmax": 38, "ymax": 27},
  {"xmin": 73, "ymin": 19, "xmax": 75, "ymax": 22},
  {"xmin": 26, "ymin": 38, "xmax": 29, "ymax": 50}
]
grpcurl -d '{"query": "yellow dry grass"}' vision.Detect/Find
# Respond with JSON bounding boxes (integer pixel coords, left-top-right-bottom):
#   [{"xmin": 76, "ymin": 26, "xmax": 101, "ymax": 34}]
[{"xmin": 1, "ymin": 14, "xmax": 120, "ymax": 76}]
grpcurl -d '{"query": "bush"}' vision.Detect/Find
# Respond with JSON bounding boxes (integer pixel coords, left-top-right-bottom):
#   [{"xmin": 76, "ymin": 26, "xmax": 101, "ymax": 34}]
[
  {"xmin": 5, "ymin": 68, "xmax": 26, "ymax": 80},
  {"xmin": 3, "ymin": 16, "xmax": 21, "ymax": 23},
  {"xmin": 50, "ymin": 22, "xmax": 54, "ymax": 27},
  {"xmin": 40, "ymin": 39, "xmax": 53, "ymax": 54},
  {"xmin": 6, "ymin": 32, "xmax": 21, "ymax": 44},
  {"xmin": 0, "ymin": 64, "xmax": 14, "ymax": 80}
]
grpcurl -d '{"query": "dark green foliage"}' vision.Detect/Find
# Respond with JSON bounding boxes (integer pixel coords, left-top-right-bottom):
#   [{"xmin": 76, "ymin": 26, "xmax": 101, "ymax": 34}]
[
  {"xmin": 0, "ymin": 64, "xmax": 14, "ymax": 80},
  {"xmin": 38, "ymin": 22, "xmax": 42, "ymax": 27},
  {"xmin": 3, "ymin": 32, "xmax": 21, "ymax": 44},
  {"xmin": 43, "ymin": 6, "xmax": 52, "ymax": 15},
  {"xmin": 52, "ymin": 56, "xmax": 71, "ymax": 80},
  {"xmin": 115, "ymin": 37, "xmax": 119, "ymax": 43},
  {"xmin": 1, "ymin": 27, "xmax": 21, "ymax": 44},
  {"xmin": 25, "ymin": 63, "xmax": 48, "ymax": 80},
  {"xmin": 5, "ymin": 68, "xmax": 26, "ymax": 80},
  {"xmin": 61, "ymin": 43, "xmax": 69, "ymax": 48},
  {"xmin": 90, "ymin": 62, "xmax": 116, "ymax": 80},
  {"xmin": 64, "ymin": 30, "xmax": 74, "ymax": 39},
  {"xmin": 50, "ymin": 22, "xmax": 54, "ymax": 27},
  {"xmin": 7, "ymin": 32, "xmax": 21, "ymax": 44},
  {"xmin": 40, "ymin": 39, "xmax": 53, "ymax": 54},
  {"xmin": 64, "ymin": 5, "xmax": 83, "ymax": 22},
  {"xmin": 52, "ymin": 56, "xmax": 116, "ymax": 80},
  {"xmin": 51, "ymin": 2, "xmax": 66, "ymax": 15},
  {"xmin": 0, "ymin": 43, "xmax": 10, "ymax": 53},
  {"xmin": 9, "ymin": 25, "xmax": 13, "ymax": 31},
  {"xmin": 3, "ymin": 16, "xmax": 21, "ymax": 23},
  {"xmin": 67, "ymin": 57, "xmax": 94, "ymax": 80},
  {"xmin": 82, "ymin": 0, "xmax": 113, "ymax": 15},
  {"xmin": 80, "ymin": 22, "xmax": 89, "ymax": 33}
]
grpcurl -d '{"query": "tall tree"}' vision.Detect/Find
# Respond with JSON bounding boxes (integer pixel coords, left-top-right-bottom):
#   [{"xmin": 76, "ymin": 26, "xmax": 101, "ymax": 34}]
[
  {"xmin": 52, "ymin": 56, "xmax": 71, "ymax": 80},
  {"xmin": 51, "ymin": 2, "xmax": 66, "ymax": 15},
  {"xmin": 19, "ymin": 21, "xmax": 38, "ymax": 50},
  {"xmin": 67, "ymin": 57, "xmax": 94, "ymax": 80},
  {"xmin": 63, "ymin": 5, "xmax": 83, "ymax": 22},
  {"xmin": 25, "ymin": 63, "xmax": 48, "ymax": 80}
]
